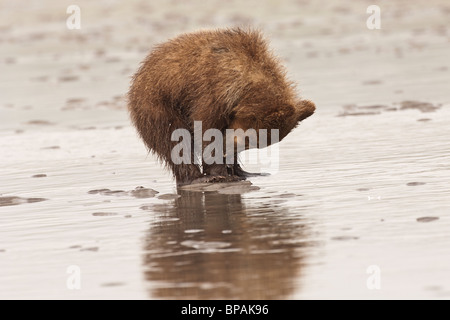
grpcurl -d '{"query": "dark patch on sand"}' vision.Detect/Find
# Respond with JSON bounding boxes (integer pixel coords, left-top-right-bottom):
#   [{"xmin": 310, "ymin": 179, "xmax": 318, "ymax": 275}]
[
  {"xmin": 59, "ymin": 75, "xmax": 79, "ymax": 82},
  {"xmin": 424, "ymin": 285, "xmax": 443, "ymax": 292},
  {"xmin": 62, "ymin": 98, "xmax": 89, "ymax": 111},
  {"xmin": 338, "ymin": 47, "xmax": 351, "ymax": 54},
  {"xmin": 26, "ymin": 120, "xmax": 55, "ymax": 126},
  {"xmin": 278, "ymin": 193, "xmax": 297, "ymax": 198},
  {"xmin": 331, "ymin": 236, "xmax": 359, "ymax": 241},
  {"xmin": 417, "ymin": 217, "xmax": 439, "ymax": 223},
  {"xmin": 66, "ymin": 98, "xmax": 86, "ymax": 104},
  {"xmin": 101, "ymin": 282, "xmax": 126, "ymax": 287},
  {"xmin": 417, "ymin": 118, "xmax": 432, "ymax": 122},
  {"xmin": 399, "ymin": 101, "xmax": 441, "ymax": 113},
  {"xmin": 95, "ymin": 97, "xmax": 126, "ymax": 110},
  {"xmin": 92, "ymin": 212, "xmax": 118, "ymax": 216},
  {"xmin": 356, "ymin": 188, "xmax": 371, "ymax": 191},
  {"xmin": 69, "ymin": 245, "xmax": 82, "ymax": 249},
  {"xmin": 31, "ymin": 174, "xmax": 47, "ymax": 178},
  {"xmin": 5, "ymin": 57, "xmax": 16, "ymax": 64},
  {"xmin": 78, "ymin": 64, "xmax": 90, "ymax": 70},
  {"xmin": 88, "ymin": 188, "xmax": 127, "ymax": 196},
  {"xmin": 0, "ymin": 196, "xmax": 47, "ymax": 207},
  {"xmin": 41, "ymin": 146, "xmax": 60, "ymax": 150},
  {"xmin": 407, "ymin": 182, "xmax": 426, "ymax": 186},
  {"xmin": 80, "ymin": 247, "xmax": 99, "ymax": 252},
  {"xmin": 105, "ymin": 57, "xmax": 121, "ymax": 63},
  {"xmin": 88, "ymin": 186, "xmax": 159, "ymax": 198},
  {"xmin": 362, "ymin": 80, "xmax": 382, "ymax": 85}
]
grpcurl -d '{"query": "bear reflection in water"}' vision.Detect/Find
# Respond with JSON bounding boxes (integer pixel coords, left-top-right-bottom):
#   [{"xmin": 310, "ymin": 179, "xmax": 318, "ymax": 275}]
[{"xmin": 142, "ymin": 187, "xmax": 311, "ymax": 299}]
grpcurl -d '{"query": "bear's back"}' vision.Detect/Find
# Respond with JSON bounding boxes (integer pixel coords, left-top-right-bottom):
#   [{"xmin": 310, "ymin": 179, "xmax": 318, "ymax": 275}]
[{"xmin": 134, "ymin": 28, "xmax": 287, "ymax": 106}]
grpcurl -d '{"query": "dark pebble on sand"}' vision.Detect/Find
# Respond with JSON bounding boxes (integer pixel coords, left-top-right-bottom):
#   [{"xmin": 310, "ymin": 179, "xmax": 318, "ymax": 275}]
[
  {"xmin": 407, "ymin": 182, "xmax": 426, "ymax": 186},
  {"xmin": 31, "ymin": 174, "xmax": 47, "ymax": 178},
  {"xmin": 416, "ymin": 217, "xmax": 439, "ymax": 223}
]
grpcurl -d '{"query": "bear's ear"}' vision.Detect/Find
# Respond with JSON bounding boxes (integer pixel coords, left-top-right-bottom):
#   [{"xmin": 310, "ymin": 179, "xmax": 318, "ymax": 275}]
[
  {"xmin": 296, "ymin": 100, "xmax": 316, "ymax": 122},
  {"xmin": 264, "ymin": 105, "xmax": 295, "ymax": 128}
]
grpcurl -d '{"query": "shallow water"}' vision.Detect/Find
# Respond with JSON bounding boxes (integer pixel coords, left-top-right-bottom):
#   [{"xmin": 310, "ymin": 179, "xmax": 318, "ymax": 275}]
[{"xmin": 1, "ymin": 0, "xmax": 450, "ymax": 299}]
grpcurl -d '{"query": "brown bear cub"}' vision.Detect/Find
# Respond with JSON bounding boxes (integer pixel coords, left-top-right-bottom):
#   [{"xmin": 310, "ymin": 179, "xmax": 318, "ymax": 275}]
[{"xmin": 128, "ymin": 28, "xmax": 315, "ymax": 186}]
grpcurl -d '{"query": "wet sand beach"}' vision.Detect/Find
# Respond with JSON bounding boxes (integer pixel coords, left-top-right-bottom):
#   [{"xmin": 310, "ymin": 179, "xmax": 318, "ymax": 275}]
[{"xmin": 1, "ymin": 0, "xmax": 450, "ymax": 299}]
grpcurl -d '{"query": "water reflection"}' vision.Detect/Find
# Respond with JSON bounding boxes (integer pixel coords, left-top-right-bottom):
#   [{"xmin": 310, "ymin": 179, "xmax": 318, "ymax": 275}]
[{"xmin": 142, "ymin": 188, "xmax": 310, "ymax": 299}]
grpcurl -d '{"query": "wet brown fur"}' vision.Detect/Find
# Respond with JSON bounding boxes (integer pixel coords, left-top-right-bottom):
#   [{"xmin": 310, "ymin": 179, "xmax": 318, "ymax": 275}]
[{"xmin": 128, "ymin": 28, "xmax": 315, "ymax": 185}]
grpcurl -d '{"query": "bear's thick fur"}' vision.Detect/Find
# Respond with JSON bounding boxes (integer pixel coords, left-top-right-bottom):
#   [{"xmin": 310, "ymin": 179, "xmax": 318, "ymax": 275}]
[{"xmin": 128, "ymin": 28, "xmax": 315, "ymax": 185}]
